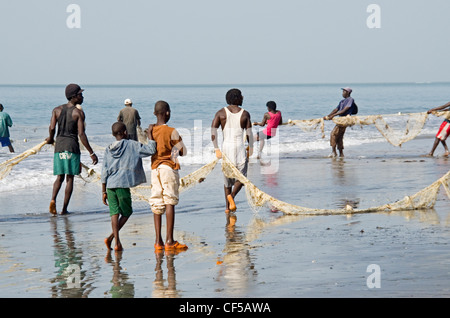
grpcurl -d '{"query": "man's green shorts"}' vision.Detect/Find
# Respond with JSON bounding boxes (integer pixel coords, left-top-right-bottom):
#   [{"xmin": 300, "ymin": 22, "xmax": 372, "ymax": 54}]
[
  {"xmin": 107, "ymin": 188, "xmax": 133, "ymax": 217},
  {"xmin": 53, "ymin": 152, "xmax": 81, "ymax": 175}
]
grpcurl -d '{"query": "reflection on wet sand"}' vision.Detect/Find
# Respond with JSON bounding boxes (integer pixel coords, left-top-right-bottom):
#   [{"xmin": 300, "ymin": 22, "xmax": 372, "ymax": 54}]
[
  {"xmin": 390, "ymin": 208, "xmax": 448, "ymax": 225},
  {"xmin": 50, "ymin": 216, "xmax": 92, "ymax": 297},
  {"xmin": 152, "ymin": 250, "xmax": 182, "ymax": 298},
  {"xmin": 215, "ymin": 213, "xmax": 257, "ymax": 296},
  {"xmin": 44, "ymin": 196, "xmax": 449, "ymax": 298},
  {"xmin": 104, "ymin": 250, "xmax": 135, "ymax": 297},
  {"xmin": 331, "ymin": 158, "xmax": 361, "ymax": 210}
]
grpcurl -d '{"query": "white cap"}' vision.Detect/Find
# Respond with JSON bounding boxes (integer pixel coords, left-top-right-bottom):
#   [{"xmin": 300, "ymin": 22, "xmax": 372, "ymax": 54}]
[
  {"xmin": 341, "ymin": 87, "xmax": 352, "ymax": 94},
  {"xmin": 124, "ymin": 98, "xmax": 132, "ymax": 105}
]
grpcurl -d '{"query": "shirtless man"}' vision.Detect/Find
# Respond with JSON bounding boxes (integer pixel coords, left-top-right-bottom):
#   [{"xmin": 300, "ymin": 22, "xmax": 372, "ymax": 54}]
[
  {"xmin": 46, "ymin": 84, "xmax": 98, "ymax": 215},
  {"xmin": 211, "ymin": 88, "xmax": 253, "ymax": 215}
]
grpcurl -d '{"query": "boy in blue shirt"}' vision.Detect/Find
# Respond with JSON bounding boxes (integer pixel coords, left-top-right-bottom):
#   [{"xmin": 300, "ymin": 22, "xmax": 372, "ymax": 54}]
[{"xmin": 101, "ymin": 122, "xmax": 156, "ymax": 251}]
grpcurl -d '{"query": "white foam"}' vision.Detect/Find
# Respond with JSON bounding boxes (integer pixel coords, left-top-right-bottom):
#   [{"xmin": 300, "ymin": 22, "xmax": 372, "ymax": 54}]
[{"xmin": 0, "ymin": 118, "xmax": 439, "ymax": 192}]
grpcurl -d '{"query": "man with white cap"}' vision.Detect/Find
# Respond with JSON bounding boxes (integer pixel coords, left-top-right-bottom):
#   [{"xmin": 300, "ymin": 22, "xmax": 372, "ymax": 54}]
[
  {"xmin": 117, "ymin": 98, "xmax": 141, "ymax": 141},
  {"xmin": 323, "ymin": 87, "xmax": 357, "ymax": 157}
]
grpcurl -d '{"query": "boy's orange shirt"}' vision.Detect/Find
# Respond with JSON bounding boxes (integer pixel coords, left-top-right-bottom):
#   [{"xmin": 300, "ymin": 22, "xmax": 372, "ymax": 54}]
[{"xmin": 151, "ymin": 124, "xmax": 182, "ymax": 170}]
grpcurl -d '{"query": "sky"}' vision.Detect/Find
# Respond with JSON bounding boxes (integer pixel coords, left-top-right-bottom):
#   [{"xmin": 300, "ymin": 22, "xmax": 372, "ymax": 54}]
[{"xmin": 0, "ymin": 0, "xmax": 449, "ymax": 85}]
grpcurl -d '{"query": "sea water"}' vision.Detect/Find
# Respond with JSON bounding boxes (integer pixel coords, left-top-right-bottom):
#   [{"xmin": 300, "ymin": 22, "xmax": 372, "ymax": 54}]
[{"xmin": 0, "ymin": 82, "xmax": 448, "ymax": 209}]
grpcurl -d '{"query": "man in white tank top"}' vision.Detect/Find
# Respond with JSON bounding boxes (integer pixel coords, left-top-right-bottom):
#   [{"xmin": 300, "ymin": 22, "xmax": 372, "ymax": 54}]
[{"xmin": 211, "ymin": 89, "xmax": 253, "ymax": 216}]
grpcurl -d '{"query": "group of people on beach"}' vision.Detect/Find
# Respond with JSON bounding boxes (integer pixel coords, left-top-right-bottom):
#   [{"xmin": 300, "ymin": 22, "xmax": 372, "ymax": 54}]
[
  {"xmin": 2, "ymin": 83, "xmax": 449, "ymax": 252},
  {"xmin": 45, "ymin": 84, "xmax": 186, "ymax": 252},
  {"xmin": 43, "ymin": 84, "xmax": 284, "ymax": 252},
  {"xmin": 42, "ymin": 84, "xmax": 289, "ymax": 252}
]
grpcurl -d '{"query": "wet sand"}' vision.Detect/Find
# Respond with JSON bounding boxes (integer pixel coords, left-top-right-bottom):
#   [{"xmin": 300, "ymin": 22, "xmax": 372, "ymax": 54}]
[{"xmin": 0, "ymin": 137, "xmax": 449, "ymax": 299}]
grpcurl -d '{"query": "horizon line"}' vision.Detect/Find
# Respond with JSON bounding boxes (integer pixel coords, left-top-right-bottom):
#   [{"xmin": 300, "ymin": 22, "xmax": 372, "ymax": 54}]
[{"xmin": 0, "ymin": 81, "xmax": 448, "ymax": 87}]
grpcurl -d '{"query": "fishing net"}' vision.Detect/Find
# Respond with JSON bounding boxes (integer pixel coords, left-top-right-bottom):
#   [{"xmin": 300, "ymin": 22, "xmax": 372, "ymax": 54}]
[
  {"xmin": 1, "ymin": 111, "xmax": 446, "ymax": 180},
  {"xmin": 287, "ymin": 111, "xmax": 448, "ymax": 147},
  {"xmin": 1, "ymin": 111, "xmax": 449, "ymax": 215},
  {"xmin": 80, "ymin": 153, "xmax": 449, "ymax": 215},
  {"xmin": 129, "ymin": 158, "xmax": 219, "ymax": 205},
  {"xmin": 0, "ymin": 140, "xmax": 48, "ymax": 180},
  {"xmin": 220, "ymin": 154, "xmax": 450, "ymax": 215},
  {"xmin": 1, "ymin": 140, "xmax": 449, "ymax": 215},
  {"xmin": 79, "ymin": 159, "xmax": 220, "ymax": 205}
]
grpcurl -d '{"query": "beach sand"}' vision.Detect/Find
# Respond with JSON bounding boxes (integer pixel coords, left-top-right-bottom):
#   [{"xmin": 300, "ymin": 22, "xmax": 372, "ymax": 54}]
[{"xmin": 0, "ymin": 136, "xmax": 449, "ymax": 299}]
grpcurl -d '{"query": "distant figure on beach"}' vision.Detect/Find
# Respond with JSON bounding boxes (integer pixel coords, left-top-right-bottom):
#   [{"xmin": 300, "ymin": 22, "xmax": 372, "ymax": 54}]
[
  {"xmin": 426, "ymin": 101, "xmax": 450, "ymax": 157},
  {"xmin": 211, "ymin": 88, "xmax": 253, "ymax": 215},
  {"xmin": 253, "ymin": 101, "xmax": 282, "ymax": 159},
  {"xmin": 323, "ymin": 87, "xmax": 357, "ymax": 157},
  {"xmin": 149, "ymin": 100, "xmax": 188, "ymax": 251},
  {"xmin": 117, "ymin": 98, "xmax": 141, "ymax": 141},
  {"xmin": 0, "ymin": 104, "xmax": 15, "ymax": 153},
  {"xmin": 101, "ymin": 122, "xmax": 156, "ymax": 251},
  {"xmin": 46, "ymin": 84, "xmax": 98, "ymax": 215}
]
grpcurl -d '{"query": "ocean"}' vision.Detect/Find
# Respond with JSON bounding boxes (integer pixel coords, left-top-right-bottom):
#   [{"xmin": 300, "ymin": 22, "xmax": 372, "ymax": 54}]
[
  {"xmin": 0, "ymin": 82, "xmax": 448, "ymax": 190},
  {"xmin": 0, "ymin": 83, "xmax": 449, "ymax": 298}
]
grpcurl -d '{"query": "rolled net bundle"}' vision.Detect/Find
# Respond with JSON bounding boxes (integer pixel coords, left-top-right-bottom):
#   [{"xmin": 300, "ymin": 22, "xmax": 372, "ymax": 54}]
[
  {"xmin": 178, "ymin": 158, "xmax": 219, "ymax": 193},
  {"xmin": 137, "ymin": 126, "xmax": 149, "ymax": 144},
  {"xmin": 1, "ymin": 138, "xmax": 105, "ymax": 181},
  {"xmin": 287, "ymin": 118, "xmax": 325, "ymax": 138},
  {"xmin": 129, "ymin": 158, "xmax": 219, "ymax": 206},
  {"xmin": 0, "ymin": 140, "xmax": 48, "ymax": 180}
]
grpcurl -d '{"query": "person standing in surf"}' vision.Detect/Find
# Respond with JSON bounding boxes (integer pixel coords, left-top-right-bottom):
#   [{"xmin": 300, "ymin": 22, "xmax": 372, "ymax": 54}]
[
  {"xmin": 0, "ymin": 104, "xmax": 15, "ymax": 153},
  {"xmin": 46, "ymin": 84, "xmax": 98, "ymax": 215},
  {"xmin": 253, "ymin": 101, "xmax": 282, "ymax": 159},
  {"xmin": 211, "ymin": 88, "xmax": 253, "ymax": 217},
  {"xmin": 117, "ymin": 98, "xmax": 141, "ymax": 141},
  {"xmin": 426, "ymin": 101, "xmax": 450, "ymax": 157},
  {"xmin": 323, "ymin": 87, "xmax": 357, "ymax": 157}
]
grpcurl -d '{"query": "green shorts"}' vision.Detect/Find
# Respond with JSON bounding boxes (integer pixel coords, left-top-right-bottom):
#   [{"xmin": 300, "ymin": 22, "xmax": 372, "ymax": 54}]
[
  {"xmin": 107, "ymin": 188, "xmax": 133, "ymax": 217},
  {"xmin": 53, "ymin": 152, "xmax": 81, "ymax": 175}
]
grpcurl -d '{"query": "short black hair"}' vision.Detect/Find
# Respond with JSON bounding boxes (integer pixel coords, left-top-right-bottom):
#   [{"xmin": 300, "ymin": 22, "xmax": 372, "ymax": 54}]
[
  {"xmin": 0, "ymin": 104, "xmax": 3, "ymax": 111},
  {"xmin": 226, "ymin": 89, "xmax": 243, "ymax": 106},
  {"xmin": 266, "ymin": 101, "xmax": 276, "ymax": 111},
  {"xmin": 112, "ymin": 122, "xmax": 126, "ymax": 136},
  {"xmin": 154, "ymin": 100, "xmax": 170, "ymax": 114}
]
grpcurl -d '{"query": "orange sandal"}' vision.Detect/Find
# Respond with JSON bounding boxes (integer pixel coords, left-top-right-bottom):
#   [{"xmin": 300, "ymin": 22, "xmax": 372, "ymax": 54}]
[
  {"xmin": 165, "ymin": 241, "xmax": 188, "ymax": 251},
  {"xmin": 154, "ymin": 243, "xmax": 165, "ymax": 251}
]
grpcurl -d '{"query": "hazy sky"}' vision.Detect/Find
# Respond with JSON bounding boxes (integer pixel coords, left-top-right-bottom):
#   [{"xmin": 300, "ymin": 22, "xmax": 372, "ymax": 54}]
[{"xmin": 1, "ymin": 0, "xmax": 449, "ymax": 85}]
